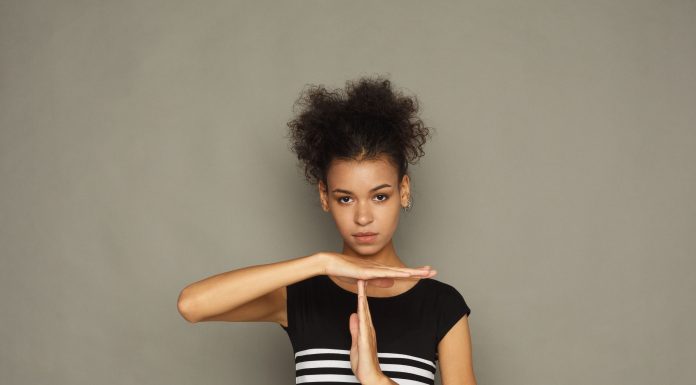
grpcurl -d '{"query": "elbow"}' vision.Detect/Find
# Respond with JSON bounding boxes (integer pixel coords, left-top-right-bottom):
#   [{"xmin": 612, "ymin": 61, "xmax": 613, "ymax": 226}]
[{"xmin": 177, "ymin": 288, "xmax": 202, "ymax": 323}]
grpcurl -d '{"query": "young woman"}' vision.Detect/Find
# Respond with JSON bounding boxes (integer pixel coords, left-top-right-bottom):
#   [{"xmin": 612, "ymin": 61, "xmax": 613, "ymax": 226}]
[{"xmin": 177, "ymin": 76, "xmax": 476, "ymax": 385}]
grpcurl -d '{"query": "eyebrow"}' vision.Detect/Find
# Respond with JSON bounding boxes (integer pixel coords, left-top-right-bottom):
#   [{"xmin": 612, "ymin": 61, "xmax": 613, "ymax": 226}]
[{"xmin": 331, "ymin": 184, "xmax": 392, "ymax": 195}]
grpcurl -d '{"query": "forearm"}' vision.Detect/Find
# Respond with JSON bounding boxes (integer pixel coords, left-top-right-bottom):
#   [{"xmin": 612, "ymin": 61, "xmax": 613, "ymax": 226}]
[{"xmin": 177, "ymin": 253, "xmax": 326, "ymax": 322}]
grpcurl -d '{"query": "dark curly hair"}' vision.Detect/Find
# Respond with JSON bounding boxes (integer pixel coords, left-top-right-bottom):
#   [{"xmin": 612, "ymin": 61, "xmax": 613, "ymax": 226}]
[{"xmin": 285, "ymin": 75, "xmax": 434, "ymax": 189}]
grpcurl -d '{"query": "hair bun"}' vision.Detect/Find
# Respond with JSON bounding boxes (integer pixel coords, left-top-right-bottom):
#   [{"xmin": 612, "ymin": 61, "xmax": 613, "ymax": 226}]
[{"xmin": 286, "ymin": 74, "xmax": 434, "ymax": 186}]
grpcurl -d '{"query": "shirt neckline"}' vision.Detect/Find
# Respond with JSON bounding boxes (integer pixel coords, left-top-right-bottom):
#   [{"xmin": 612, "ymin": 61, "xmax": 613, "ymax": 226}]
[{"xmin": 321, "ymin": 274, "xmax": 426, "ymax": 300}]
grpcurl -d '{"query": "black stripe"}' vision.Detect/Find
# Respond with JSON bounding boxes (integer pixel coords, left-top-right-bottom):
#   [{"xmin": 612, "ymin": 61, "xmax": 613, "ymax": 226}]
[{"xmin": 296, "ymin": 367, "xmax": 355, "ymax": 376}]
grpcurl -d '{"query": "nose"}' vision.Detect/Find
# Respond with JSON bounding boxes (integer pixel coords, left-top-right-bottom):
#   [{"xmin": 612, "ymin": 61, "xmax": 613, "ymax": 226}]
[{"xmin": 354, "ymin": 200, "xmax": 373, "ymax": 225}]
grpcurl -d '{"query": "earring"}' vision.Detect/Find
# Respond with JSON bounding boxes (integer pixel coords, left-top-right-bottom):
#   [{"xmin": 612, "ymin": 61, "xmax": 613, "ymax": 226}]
[{"xmin": 402, "ymin": 197, "xmax": 412, "ymax": 211}]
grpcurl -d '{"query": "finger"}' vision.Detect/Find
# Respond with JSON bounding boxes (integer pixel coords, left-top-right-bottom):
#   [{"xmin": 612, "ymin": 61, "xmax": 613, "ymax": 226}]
[
  {"xmin": 410, "ymin": 267, "xmax": 437, "ymax": 276},
  {"xmin": 381, "ymin": 266, "xmax": 435, "ymax": 276},
  {"xmin": 371, "ymin": 269, "xmax": 435, "ymax": 281},
  {"xmin": 360, "ymin": 280, "xmax": 370, "ymax": 319},
  {"xmin": 369, "ymin": 269, "xmax": 411, "ymax": 278},
  {"xmin": 349, "ymin": 312, "xmax": 358, "ymax": 348},
  {"xmin": 408, "ymin": 267, "xmax": 435, "ymax": 275},
  {"xmin": 360, "ymin": 281, "xmax": 379, "ymax": 356},
  {"xmin": 349, "ymin": 313, "xmax": 359, "ymax": 371},
  {"xmin": 357, "ymin": 280, "xmax": 369, "ymax": 343},
  {"xmin": 364, "ymin": 291, "xmax": 372, "ymax": 325},
  {"xmin": 360, "ymin": 281, "xmax": 375, "ymax": 337}
]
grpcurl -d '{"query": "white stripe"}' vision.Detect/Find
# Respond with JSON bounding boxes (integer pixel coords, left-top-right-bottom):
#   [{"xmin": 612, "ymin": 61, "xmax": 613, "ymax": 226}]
[
  {"xmin": 376, "ymin": 352, "xmax": 436, "ymax": 368},
  {"xmin": 389, "ymin": 379, "xmax": 432, "ymax": 385},
  {"xmin": 296, "ymin": 360, "xmax": 351, "ymax": 370},
  {"xmin": 296, "ymin": 348, "xmax": 350, "ymax": 357},
  {"xmin": 295, "ymin": 363, "xmax": 433, "ymax": 380},
  {"xmin": 296, "ymin": 374, "xmax": 358, "ymax": 383},
  {"xmin": 295, "ymin": 348, "xmax": 435, "ymax": 369},
  {"xmin": 296, "ymin": 374, "xmax": 431, "ymax": 385},
  {"xmin": 295, "ymin": 361, "xmax": 433, "ymax": 380},
  {"xmin": 379, "ymin": 364, "xmax": 435, "ymax": 380}
]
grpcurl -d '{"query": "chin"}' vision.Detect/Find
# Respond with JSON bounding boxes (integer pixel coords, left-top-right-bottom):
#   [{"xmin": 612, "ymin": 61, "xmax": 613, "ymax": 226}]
[{"xmin": 353, "ymin": 242, "xmax": 383, "ymax": 255}]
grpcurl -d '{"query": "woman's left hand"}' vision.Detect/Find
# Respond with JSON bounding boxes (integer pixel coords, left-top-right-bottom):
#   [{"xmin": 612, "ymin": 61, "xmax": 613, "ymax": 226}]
[{"xmin": 349, "ymin": 279, "xmax": 387, "ymax": 385}]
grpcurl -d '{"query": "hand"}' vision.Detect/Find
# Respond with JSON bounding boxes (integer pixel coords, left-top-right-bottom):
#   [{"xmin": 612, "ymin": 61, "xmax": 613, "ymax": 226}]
[
  {"xmin": 320, "ymin": 252, "xmax": 437, "ymax": 289},
  {"xmin": 349, "ymin": 279, "xmax": 388, "ymax": 385}
]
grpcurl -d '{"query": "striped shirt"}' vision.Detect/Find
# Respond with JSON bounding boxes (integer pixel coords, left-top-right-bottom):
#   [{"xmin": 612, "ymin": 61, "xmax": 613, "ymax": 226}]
[{"xmin": 281, "ymin": 274, "xmax": 471, "ymax": 384}]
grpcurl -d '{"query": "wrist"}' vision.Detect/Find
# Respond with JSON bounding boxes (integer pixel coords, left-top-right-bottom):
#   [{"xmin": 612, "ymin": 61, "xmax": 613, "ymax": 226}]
[{"xmin": 309, "ymin": 252, "xmax": 329, "ymax": 276}]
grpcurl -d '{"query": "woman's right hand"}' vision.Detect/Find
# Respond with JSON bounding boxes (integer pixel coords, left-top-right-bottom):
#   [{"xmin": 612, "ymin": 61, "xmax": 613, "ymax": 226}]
[{"xmin": 318, "ymin": 252, "xmax": 437, "ymax": 288}]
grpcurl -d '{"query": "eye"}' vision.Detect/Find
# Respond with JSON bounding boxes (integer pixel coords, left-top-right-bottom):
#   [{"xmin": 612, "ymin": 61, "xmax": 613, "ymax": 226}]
[{"xmin": 336, "ymin": 194, "xmax": 389, "ymax": 205}]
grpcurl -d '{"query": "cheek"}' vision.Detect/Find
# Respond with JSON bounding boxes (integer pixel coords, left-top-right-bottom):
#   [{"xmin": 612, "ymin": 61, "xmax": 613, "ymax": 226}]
[
  {"xmin": 384, "ymin": 209, "xmax": 400, "ymax": 229},
  {"xmin": 330, "ymin": 210, "xmax": 352, "ymax": 231}
]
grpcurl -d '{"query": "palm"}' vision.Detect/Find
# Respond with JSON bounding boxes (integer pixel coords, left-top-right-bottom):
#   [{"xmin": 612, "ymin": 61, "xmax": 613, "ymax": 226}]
[{"xmin": 348, "ymin": 280, "xmax": 384, "ymax": 384}]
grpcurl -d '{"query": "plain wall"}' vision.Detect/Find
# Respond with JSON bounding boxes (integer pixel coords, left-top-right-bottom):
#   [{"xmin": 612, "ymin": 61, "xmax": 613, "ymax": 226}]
[{"xmin": 1, "ymin": 0, "xmax": 694, "ymax": 384}]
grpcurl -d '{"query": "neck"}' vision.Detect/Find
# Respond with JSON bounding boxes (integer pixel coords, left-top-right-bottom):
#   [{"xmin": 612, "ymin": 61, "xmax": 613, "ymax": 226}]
[{"xmin": 341, "ymin": 239, "xmax": 405, "ymax": 268}]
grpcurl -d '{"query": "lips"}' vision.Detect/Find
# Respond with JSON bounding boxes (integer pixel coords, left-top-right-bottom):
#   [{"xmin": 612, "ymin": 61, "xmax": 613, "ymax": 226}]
[{"xmin": 353, "ymin": 232, "xmax": 378, "ymax": 243}]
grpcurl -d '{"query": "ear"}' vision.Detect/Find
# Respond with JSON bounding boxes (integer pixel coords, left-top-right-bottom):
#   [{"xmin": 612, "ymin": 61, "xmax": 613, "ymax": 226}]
[
  {"xmin": 400, "ymin": 174, "xmax": 411, "ymax": 207},
  {"xmin": 318, "ymin": 180, "xmax": 330, "ymax": 212}
]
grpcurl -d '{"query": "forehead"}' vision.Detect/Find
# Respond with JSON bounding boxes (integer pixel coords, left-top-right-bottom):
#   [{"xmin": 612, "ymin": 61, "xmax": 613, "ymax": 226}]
[{"xmin": 326, "ymin": 157, "xmax": 398, "ymax": 189}]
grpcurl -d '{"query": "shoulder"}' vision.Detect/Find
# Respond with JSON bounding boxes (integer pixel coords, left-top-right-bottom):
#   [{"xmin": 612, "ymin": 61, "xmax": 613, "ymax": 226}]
[
  {"xmin": 426, "ymin": 278, "xmax": 472, "ymax": 345},
  {"xmin": 422, "ymin": 277, "xmax": 471, "ymax": 315}
]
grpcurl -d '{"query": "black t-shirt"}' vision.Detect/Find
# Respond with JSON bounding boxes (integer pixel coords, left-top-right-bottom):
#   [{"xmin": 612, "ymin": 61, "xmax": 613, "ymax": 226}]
[{"xmin": 280, "ymin": 274, "xmax": 471, "ymax": 384}]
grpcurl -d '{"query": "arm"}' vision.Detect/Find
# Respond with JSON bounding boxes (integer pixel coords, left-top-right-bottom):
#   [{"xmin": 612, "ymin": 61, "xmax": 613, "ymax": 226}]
[
  {"xmin": 176, "ymin": 253, "xmax": 326, "ymax": 323},
  {"xmin": 437, "ymin": 315, "xmax": 477, "ymax": 385}
]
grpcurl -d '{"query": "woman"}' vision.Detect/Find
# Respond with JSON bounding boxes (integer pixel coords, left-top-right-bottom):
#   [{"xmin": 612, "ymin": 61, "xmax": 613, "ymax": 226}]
[{"xmin": 177, "ymin": 75, "xmax": 476, "ymax": 385}]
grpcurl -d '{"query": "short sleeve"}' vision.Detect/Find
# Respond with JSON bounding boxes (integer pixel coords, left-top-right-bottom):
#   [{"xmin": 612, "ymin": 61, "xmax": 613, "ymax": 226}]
[
  {"xmin": 280, "ymin": 282, "xmax": 297, "ymax": 335},
  {"xmin": 435, "ymin": 284, "xmax": 471, "ymax": 345}
]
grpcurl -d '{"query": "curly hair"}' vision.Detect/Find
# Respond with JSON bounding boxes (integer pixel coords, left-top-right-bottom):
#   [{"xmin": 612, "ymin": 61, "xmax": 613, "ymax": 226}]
[{"xmin": 285, "ymin": 75, "xmax": 434, "ymax": 188}]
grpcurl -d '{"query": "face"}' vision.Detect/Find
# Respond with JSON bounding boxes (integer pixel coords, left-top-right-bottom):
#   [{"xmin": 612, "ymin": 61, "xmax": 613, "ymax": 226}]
[{"xmin": 318, "ymin": 155, "xmax": 411, "ymax": 256}]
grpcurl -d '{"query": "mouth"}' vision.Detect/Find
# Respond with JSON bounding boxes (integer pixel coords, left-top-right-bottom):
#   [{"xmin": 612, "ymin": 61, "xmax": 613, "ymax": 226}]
[{"xmin": 353, "ymin": 232, "xmax": 378, "ymax": 243}]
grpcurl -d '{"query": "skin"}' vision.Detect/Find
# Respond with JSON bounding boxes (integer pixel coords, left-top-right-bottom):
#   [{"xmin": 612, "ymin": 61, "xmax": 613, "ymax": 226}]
[
  {"xmin": 318, "ymin": 154, "xmax": 477, "ymax": 385},
  {"xmin": 318, "ymin": 155, "xmax": 413, "ymax": 292}
]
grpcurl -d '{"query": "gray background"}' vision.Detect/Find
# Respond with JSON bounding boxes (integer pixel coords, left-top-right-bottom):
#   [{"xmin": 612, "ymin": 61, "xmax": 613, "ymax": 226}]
[{"xmin": 1, "ymin": 0, "xmax": 694, "ymax": 384}]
